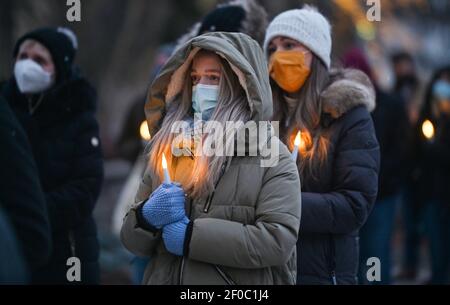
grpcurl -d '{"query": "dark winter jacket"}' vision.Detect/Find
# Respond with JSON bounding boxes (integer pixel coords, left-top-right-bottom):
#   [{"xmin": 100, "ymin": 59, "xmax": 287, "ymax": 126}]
[
  {"xmin": 294, "ymin": 69, "xmax": 380, "ymax": 285},
  {"xmin": 0, "ymin": 205, "xmax": 28, "ymax": 284},
  {"xmin": 410, "ymin": 68, "xmax": 450, "ymax": 205},
  {"xmin": 0, "ymin": 96, "xmax": 51, "ymax": 275},
  {"xmin": 412, "ymin": 113, "xmax": 450, "ymax": 204},
  {"xmin": 371, "ymin": 89, "xmax": 410, "ymax": 200},
  {"xmin": 1, "ymin": 73, "xmax": 104, "ymax": 284}
]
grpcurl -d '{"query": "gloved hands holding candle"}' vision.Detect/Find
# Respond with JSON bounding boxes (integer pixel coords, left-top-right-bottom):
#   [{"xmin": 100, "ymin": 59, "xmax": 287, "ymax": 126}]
[
  {"xmin": 163, "ymin": 216, "xmax": 190, "ymax": 256},
  {"xmin": 141, "ymin": 183, "xmax": 189, "ymax": 256},
  {"xmin": 141, "ymin": 182, "xmax": 186, "ymax": 229},
  {"xmin": 140, "ymin": 153, "xmax": 190, "ymax": 256}
]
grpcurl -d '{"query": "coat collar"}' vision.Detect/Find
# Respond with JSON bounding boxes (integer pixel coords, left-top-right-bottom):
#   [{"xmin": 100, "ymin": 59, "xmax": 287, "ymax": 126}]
[
  {"xmin": 2, "ymin": 74, "xmax": 96, "ymax": 116},
  {"xmin": 321, "ymin": 68, "xmax": 376, "ymax": 119}
]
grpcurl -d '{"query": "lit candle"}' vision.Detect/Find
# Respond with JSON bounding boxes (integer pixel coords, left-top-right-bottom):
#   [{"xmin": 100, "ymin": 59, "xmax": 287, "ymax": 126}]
[
  {"xmin": 291, "ymin": 131, "xmax": 301, "ymax": 162},
  {"xmin": 162, "ymin": 153, "xmax": 171, "ymax": 183},
  {"xmin": 422, "ymin": 119, "xmax": 435, "ymax": 142},
  {"xmin": 139, "ymin": 120, "xmax": 151, "ymax": 141}
]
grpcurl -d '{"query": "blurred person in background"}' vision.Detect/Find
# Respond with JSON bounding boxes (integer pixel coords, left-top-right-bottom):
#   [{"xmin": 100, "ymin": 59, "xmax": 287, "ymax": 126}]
[
  {"xmin": 391, "ymin": 52, "xmax": 424, "ymax": 281},
  {"xmin": 115, "ymin": 44, "xmax": 174, "ymax": 164},
  {"xmin": 113, "ymin": 44, "xmax": 174, "ymax": 285},
  {"xmin": 392, "ymin": 52, "xmax": 420, "ymax": 124},
  {"xmin": 264, "ymin": 7, "xmax": 380, "ymax": 285},
  {"xmin": 121, "ymin": 32, "xmax": 301, "ymax": 285},
  {"xmin": 115, "ymin": 95, "xmax": 147, "ymax": 164},
  {"xmin": 341, "ymin": 48, "xmax": 409, "ymax": 285},
  {"xmin": 410, "ymin": 66, "xmax": 450, "ymax": 284},
  {"xmin": 0, "ymin": 95, "xmax": 51, "ymax": 284},
  {"xmin": 176, "ymin": 0, "xmax": 268, "ymax": 48},
  {"xmin": 1, "ymin": 27, "xmax": 104, "ymax": 284}
]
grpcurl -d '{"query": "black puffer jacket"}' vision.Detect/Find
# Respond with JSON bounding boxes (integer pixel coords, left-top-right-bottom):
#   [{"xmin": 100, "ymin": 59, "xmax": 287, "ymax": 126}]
[
  {"xmin": 410, "ymin": 67, "xmax": 450, "ymax": 206},
  {"xmin": 292, "ymin": 69, "xmax": 380, "ymax": 285},
  {"xmin": 411, "ymin": 114, "xmax": 450, "ymax": 205},
  {"xmin": 0, "ymin": 206, "xmax": 28, "ymax": 284},
  {"xmin": 1, "ymin": 73, "xmax": 104, "ymax": 284},
  {"xmin": 371, "ymin": 89, "xmax": 410, "ymax": 200},
  {"xmin": 0, "ymin": 96, "xmax": 51, "ymax": 276}
]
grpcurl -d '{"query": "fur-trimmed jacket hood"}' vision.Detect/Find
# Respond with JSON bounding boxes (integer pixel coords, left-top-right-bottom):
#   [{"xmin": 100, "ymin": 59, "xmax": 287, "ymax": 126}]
[{"xmin": 322, "ymin": 68, "xmax": 376, "ymax": 120}]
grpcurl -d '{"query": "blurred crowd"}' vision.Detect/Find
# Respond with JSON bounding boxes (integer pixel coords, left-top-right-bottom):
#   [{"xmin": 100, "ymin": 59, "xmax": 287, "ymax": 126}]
[{"xmin": 0, "ymin": 0, "xmax": 449, "ymax": 285}]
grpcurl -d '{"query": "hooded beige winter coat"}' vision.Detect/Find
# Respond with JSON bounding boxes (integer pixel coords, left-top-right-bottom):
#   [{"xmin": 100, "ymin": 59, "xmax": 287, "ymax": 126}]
[{"xmin": 120, "ymin": 32, "xmax": 301, "ymax": 285}]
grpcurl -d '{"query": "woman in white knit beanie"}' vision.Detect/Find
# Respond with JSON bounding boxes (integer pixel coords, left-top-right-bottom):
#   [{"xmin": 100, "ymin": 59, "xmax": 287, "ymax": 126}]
[{"xmin": 264, "ymin": 6, "xmax": 380, "ymax": 285}]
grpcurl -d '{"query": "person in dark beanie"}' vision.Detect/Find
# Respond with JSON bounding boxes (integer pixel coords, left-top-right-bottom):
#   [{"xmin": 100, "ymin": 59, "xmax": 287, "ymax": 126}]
[
  {"xmin": 176, "ymin": 0, "xmax": 268, "ymax": 48},
  {"xmin": 1, "ymin": 27, "xmax": 104, "ymax": 284},
  {"xmin": 0, "ymin": 95, "xmax": 51, "ymax": 283}
]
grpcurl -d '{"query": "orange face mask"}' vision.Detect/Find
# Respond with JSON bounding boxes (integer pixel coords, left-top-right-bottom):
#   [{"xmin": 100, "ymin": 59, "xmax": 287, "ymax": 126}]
[{"xmin": 269, "ymin": 50, "xmax": 311, "ymax": 93}]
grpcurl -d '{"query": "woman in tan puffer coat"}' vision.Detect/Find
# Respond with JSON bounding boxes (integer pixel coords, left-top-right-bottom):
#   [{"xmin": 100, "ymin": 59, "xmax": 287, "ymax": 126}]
[{"xmin": 120, "ymin": 32, "xmax": 301, "ymax": 285}]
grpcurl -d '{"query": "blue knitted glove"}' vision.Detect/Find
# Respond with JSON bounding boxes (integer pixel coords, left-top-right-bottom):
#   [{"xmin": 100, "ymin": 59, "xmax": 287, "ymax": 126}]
[
  {"xmin": 162, "ymin": 216, "xmax": 190, "ymax": 256},
  {"xmin": 141, "ymin": 183, "xmax": 186, "ymax": 229}
]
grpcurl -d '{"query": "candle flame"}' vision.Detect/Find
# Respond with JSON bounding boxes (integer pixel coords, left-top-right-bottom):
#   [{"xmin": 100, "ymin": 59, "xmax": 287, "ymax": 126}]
[
  {"xmin": 139, "ymin": 120, "xmax": 151, "ymax": 141},
  {"xmin": 294, "ymin": 131, "xmax": 301, "ymax": 146},
  {"xmin": 162, "ymin": 153, "xmax": 168, "ymax": 169},
  {"xmin": 422, "ymin": 120, "xmax": 435, "ymax": 140}
]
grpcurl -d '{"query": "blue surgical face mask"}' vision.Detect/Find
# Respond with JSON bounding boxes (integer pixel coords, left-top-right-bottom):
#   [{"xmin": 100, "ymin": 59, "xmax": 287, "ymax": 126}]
[
  {"xmin": 192, "ymin": 84, "xmax": 219, "ymax": 121},
  {"xmin": 433, "ymin": 80, "xmax": 450, "ymax": 101}
]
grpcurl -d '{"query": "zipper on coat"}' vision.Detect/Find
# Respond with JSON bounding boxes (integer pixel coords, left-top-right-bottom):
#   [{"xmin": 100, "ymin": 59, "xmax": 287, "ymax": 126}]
[
  {"xmin": 187, "ymin": 197, "xmax": 193, "ymax": 218},
  {"xmin": 179, "ymin": 257, "xmax": 185, "ymax": 285},
  {"xmin": 331, "ymin": 271, "xmax": 337, "ymax": 285},
  {"xmin": 178, "ymin": 197, "xmax": 193, "ymax": 285},
  {"xmin": 27, "ymin": 94, "xmax": 44, "ymax": 115},
  {"xmin": 68, "ymin": 230, "xmax": 76, "ymax": 257},
  {"xmin": 203, "ymin": 163, "xmax": 227, "ymax": 213},
  {"xmin": 203, "ymin": 194, "xmax": 213, "ymax": 213},
  {"xmin": 215, "ymin": 265, "xmax": 236, "ymax": 285},
  {"xmin": 328, "ymin": 234, "xmax": 337, "ymax": 285}
]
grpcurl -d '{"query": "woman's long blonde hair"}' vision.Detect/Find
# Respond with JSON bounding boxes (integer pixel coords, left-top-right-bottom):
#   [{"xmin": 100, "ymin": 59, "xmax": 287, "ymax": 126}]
[
  {"xmin": 148, "ymin": 50, "xmax": 251, "ymax": 199},
  {"xmin": 272, "ymin": 56, "xmax": 331, "ymax": 180}
]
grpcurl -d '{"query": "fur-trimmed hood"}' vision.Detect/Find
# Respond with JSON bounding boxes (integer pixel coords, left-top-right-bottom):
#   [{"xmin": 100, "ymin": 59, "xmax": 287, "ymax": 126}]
[
  {"xmin": 175, "ymin": 0, "xmax": 268, "ymax": 49},
  {"xmin": 321, "ymin": 68, "xmax": 376, "ymax": 119}
]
